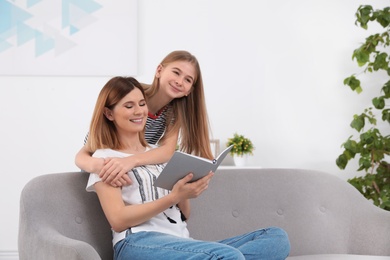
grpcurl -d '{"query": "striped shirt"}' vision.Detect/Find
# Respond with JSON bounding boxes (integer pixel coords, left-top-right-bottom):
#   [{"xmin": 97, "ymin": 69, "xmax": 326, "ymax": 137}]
[{"xmin": 145, "ymin": 106, "xmax": 169, "ymax": 145}]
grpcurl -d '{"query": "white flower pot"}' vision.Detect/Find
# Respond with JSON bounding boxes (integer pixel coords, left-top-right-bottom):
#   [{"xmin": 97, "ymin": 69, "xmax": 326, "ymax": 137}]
[{"xmin": 233, "ymin": 154, "xmax": 248, "ymax": 167}]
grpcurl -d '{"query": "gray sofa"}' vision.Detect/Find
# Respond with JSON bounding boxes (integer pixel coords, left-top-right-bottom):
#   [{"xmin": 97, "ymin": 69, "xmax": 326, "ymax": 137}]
[{"xmin": 19, "ymin": 168, "xmax": 390, "ymax": 260}]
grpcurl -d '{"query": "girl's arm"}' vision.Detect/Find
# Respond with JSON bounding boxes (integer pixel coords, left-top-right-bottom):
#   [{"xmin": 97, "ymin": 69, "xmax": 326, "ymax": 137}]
[
  {"xmin": 75, "ymin": 146, "xmax": 132, "ymax": 186},
  {"xmin": 94, "ymin": 172, "xmax": 213, "ymax": 232},
  {"xmin": 75, "ymin": 146, "xmax": 104, "ymax": 173},
  {"xmin": 99, "ymin": 128, "xmax": 179, "ymax": 185}
]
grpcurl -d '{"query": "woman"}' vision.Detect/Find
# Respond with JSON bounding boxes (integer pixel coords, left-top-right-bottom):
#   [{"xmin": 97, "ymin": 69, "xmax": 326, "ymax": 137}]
[
  {"xmin": 76, "ymin": 50, "xmax": 213, "ymax": 187},
  {"xmin": 84, "ymin": 76, "xmax": 290, "ymax": 260}
]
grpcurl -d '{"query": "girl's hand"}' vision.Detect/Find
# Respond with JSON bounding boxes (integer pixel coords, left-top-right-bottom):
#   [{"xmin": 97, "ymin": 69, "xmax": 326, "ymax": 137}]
[
  {"xmin": 171, "ymin": 171, "xmax": 214, "ymax": 201},
  {"xmin": 99, "ymin": 157, "xmax": 134, "ymax": 187}
]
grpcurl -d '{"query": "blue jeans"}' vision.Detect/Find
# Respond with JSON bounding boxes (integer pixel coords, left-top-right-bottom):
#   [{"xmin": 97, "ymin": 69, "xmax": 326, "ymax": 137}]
[{"xmin": 114, "ymin": 227, "xmax": 290, "ymax": 260}]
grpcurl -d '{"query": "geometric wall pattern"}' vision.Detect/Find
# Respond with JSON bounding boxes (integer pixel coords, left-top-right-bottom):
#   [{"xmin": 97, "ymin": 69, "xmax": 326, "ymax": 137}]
[
  {"xmin": 0, "ymin": 0, "xmax": 102, "ymax": 57},
  {"xmin": 0, "ymin": 0, "xmax": 137, "ymax": 76}
]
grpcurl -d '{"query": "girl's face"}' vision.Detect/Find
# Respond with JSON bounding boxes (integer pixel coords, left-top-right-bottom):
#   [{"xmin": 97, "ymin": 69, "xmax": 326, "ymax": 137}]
[
  {"xmin": 104, "ymin": 88, "xmax": 148, "ymax": 135},
  {"xmin": 156, "ymin": 60, "xmax": 196, "ymax": 99}
]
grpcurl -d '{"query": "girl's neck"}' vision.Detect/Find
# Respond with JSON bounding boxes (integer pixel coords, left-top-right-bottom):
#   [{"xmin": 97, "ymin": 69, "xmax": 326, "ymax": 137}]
[{"xmin": 147, "ymin": 92, "xmax": 172, "ymax": 115}]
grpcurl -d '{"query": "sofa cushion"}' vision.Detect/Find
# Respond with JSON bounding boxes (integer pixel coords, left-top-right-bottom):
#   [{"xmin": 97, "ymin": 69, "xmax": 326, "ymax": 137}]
[{"xmin": 187, "ymin": 168, "xmax": 390, "ymax": 257}]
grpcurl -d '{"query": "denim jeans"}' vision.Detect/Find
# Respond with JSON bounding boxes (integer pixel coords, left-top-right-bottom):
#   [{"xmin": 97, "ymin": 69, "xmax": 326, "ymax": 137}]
[{"xmin": 113, "ymin": 227, "xmax": 290, "ymax": 260}]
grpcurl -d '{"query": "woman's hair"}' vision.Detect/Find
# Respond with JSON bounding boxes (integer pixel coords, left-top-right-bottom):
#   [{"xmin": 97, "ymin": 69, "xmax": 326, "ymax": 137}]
[
  {"xmin": 144, "ymin": 50, "xmax": 213, "ymax": 159},
  {"xmin": 86, "ymin": 76, "xmax": 148, "ymax": 153}
]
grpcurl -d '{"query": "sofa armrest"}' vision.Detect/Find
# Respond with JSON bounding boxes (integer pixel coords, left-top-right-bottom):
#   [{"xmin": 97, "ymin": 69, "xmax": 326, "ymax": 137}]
[{"xmin": 19, "ymin": 228, "xmax": 102, "ymax": 260}]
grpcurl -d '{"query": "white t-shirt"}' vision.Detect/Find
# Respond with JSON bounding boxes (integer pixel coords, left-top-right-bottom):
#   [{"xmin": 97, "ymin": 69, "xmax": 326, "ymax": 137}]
[{"xmin": 86, "ymin": 147, "xmax": 190, "ymax": 246}]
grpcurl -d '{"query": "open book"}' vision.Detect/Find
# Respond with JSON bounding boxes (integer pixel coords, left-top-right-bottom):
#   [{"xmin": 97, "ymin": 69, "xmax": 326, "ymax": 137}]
[{"xmin": 154, "ymin": 145, "xmax": 233, "ymax": 190}]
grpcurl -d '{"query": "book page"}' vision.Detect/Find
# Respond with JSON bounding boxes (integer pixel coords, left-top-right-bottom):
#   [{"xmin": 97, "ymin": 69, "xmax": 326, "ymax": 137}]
[{"xmin": 154, "ymin": 145, "xmax": 233, "ymax": 190}]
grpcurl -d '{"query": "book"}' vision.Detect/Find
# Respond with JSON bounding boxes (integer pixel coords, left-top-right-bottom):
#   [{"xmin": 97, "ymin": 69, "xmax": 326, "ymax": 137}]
[{"xmin": 154, "ymin": 145, "xmax": 233, "ymax": 190}]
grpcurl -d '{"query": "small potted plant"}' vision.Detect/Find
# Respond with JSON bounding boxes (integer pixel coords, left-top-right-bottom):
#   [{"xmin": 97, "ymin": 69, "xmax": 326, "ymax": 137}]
[{"xmin": 226, "ymin": 133, "xmax": 255, "ymax": 166}]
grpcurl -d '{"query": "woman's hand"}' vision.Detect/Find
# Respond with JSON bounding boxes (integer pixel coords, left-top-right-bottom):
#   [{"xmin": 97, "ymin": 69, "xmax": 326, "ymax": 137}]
[
  {"xmin": 171, "ymin": 171, "xmax": 214, "ymax": 201},
  {"xmin": 99, "ymin": 157, "xmax": 134, "ymax": 187}
]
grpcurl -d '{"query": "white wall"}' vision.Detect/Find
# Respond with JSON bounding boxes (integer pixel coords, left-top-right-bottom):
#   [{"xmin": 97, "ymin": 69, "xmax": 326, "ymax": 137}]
[{"xmin": 1, "ymin": 0, "xmax": 388, "ymax": 254}]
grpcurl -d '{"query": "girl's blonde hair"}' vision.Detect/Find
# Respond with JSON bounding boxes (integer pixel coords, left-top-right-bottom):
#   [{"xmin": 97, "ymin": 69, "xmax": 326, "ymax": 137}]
[
  {"xmin": 86, "ymin": 77, "xmax": 148, "ymax": 153},
  {"xmin": 145, "ymin": 51, "xmax": 213, "ymax": 159},
  {"xmin": 144, "ymin": 50, "xmax": 213, "ymax": 159}
]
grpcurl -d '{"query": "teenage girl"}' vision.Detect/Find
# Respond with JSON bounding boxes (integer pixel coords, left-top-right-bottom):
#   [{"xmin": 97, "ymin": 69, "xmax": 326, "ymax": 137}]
[{"xmin": 76, "ymin": 50, "xmax": 213, "ymax": 187}]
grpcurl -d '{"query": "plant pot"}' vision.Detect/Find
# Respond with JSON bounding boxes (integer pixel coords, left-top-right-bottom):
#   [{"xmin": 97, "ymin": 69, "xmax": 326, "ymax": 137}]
[{"xmin": 233, "ymin": 154, "xmax": 248, "ymax": 167}]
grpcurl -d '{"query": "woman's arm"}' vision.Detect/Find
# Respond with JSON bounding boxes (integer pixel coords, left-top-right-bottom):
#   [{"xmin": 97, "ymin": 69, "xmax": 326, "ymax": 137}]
[
  {"xmin": 177, "ymin": 199, "xmax": 190, "ymax": 220},
  {"xmin": 176, "ymin": 172, "xmax": 214, "ymax": 220},
  {"xmin": 99, "ymin": 128, "xmax": 179, "ymax": 185},
  {"xmin": 95, "ymin": 172, "xmax": 213, "ymax": 232},
  {"xmin": 95, "ymin": 181, "xmax": 179, "ymax": 232}
]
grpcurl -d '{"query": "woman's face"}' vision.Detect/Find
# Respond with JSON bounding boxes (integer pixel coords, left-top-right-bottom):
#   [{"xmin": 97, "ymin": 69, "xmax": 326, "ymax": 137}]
[
  {"xmin": 104, "ymin": 88, "xmax": 148, "ymax": 135},
  {"xmin": 156, "ymin": 60, "xmax": 196, "ymax": 99}
]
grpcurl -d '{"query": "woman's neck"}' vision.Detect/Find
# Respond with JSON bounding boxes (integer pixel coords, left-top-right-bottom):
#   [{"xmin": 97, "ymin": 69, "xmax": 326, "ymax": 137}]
[
  {"xmin": 118, "ymin": 145, "xmax": 146, "ymax": 154},
  {"xmin": 117, "ymin": 133, "xmax": 146, "ymax": 154}
]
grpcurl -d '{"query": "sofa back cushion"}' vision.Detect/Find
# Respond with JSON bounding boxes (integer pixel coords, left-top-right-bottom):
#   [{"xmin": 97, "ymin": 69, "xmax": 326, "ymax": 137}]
[{"xmin": 187, "ymin": 168, "xmax": 390, "ymax": 256}]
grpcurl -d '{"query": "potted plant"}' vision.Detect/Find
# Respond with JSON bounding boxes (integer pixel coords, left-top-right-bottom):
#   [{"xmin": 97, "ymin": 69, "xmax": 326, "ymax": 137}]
[
  {"xmin": 336, "ymin": 5, "xmax": 390, "ymax": 211},
  {"xmin": 226, "ymin": 133, "xmax": 255, "ymax": 166}
]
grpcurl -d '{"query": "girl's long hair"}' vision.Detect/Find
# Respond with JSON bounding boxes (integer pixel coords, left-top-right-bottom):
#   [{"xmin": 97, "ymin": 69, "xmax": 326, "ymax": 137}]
[
  {"xmin": 86, "ymin": 77, "xmax": 148, "ymax": 153},
  {"xmin": 144, "ymin": 50, "xmax": 213, "ymax": 159}
]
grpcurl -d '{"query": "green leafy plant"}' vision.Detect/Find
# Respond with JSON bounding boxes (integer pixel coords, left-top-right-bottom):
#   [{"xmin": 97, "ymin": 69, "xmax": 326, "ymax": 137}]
[
  {"xmin": 336, "ymin": 5, "xmax": 390, "ymax": 211},
  {"xmin": 226, "ymin": 133, "xmax": 254, "ymax": 156}
]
